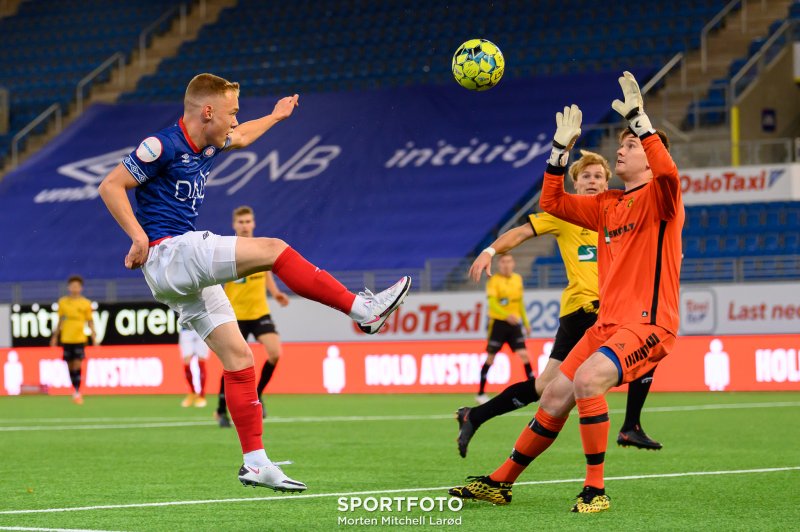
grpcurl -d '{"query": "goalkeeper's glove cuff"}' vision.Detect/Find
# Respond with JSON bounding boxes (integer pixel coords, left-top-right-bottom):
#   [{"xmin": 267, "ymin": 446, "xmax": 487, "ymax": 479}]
[
  {"xmin": 547, "ymin": 145, "xmax": 569, "ymax": 168},
  {"xmin": 627, "ymin": 111, "xmax": 655, "ymax": 138}
]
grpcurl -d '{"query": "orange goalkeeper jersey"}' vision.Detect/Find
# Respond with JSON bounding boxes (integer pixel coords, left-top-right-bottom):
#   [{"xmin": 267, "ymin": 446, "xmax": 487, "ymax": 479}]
[{"xmin": 539, "ymin": 134, "xmax": 684, "ymax": 334}]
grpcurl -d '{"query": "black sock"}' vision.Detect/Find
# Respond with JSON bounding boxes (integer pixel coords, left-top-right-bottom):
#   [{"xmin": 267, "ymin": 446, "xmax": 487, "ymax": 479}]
[
  {"xmin": 469, "ymin": 377, "xmax": 538, "ymax": 428},
  {"xmin": 256, "ymin": 360, "xmax": 277, "ymax": 397},
  {"xmin": 217, "ymin": 376, "xmax": 227, "ymax": 416},
  {"xmin": 621, "ymin": 368, "xmax": 655, "ymax": 431},
  {"xmin": 69, "ymin": 368, "xmax": 82, "ymax": 392},
  {"xmin": 523, "ymin": 362, "xmax": 533, "ymax": 378},
  {"xmin": 478, "ymin": 362, "xmax": 491, "ymax": 394}
]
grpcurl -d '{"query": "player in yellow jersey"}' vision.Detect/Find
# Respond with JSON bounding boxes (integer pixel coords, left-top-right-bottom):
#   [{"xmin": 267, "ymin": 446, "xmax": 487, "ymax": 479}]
[
  {"xmin": 50, "ymin": 275, "xmax": 97, "ymax": 405},
  {"xmin": 478, "ymin": 254, "xmax": 532, "ymax": 404},
  {"xmin": 215, "ymin": 206, "xmax": 290, "ymax": 427},
  {"xmin": 455, "ymin": 150, "xmax": 660, "ymax": 457}
]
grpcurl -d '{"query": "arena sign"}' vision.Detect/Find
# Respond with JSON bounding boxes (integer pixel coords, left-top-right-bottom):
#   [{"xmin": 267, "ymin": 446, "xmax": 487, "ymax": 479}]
[
  {"xmin": 679, "ymin": 163, "xmax": 800, "ymax": 205},
  {"xmin": 10, "ymin": 302, "xmax": 179, "ymax": 347},
  {"xmin": 2, "ymin": 334, "xmax": 798, "ymax": 396}
]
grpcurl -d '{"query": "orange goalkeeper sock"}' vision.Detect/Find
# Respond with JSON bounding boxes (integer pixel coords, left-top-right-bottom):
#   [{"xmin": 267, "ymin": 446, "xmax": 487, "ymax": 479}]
[
  {"xmin": 576, "ymin": 395, "xmax": 610, "ymax": 489},
  {"xmin": 490, "ymin": 408, "xmax": 567, "ymax": 483}
]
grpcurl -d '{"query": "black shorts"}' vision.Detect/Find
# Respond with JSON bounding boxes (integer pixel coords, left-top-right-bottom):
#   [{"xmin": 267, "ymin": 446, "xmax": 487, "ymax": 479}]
[
  {"xmin": 486, "ymin": 319, "xmax": 527, "ymax": 353},
  {"xmin": 62, "ymin": 343, "xmax": 86, "ymax": 361},
  {"xmin": 549, "ymin": 302, "xmax": 600, "ymax": 362},
  {"xmin": 238, "ymin": 314, "xmax": 277, "ymax": 340}
]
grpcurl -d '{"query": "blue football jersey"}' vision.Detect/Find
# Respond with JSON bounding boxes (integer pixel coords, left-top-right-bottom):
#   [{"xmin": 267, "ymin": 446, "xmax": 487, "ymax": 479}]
[{"xmin": 122, "ymin": 118, "xmax": 230, "ymax": 242}]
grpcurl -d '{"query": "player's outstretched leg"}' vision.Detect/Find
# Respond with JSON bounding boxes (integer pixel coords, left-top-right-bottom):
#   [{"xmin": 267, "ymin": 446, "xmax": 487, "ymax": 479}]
[
  {"xmin": 237, "ymin": 240, "xmax": 411, "ymax": 334},
  {"xmin": 617, "ymin": 369, "xmax": 662, "ymax": 450},
  {"xmin": 455, "ymin": 377, "xmax": 539, "ymax": 458}
]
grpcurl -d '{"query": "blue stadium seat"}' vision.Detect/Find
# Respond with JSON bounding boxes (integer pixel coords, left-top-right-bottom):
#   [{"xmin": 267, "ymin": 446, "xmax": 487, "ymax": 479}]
[
  {"xmin": 719, "ymin": 235, "xmax": 741, "ymax": 257},
  {"xmin": 683, "ymin": 236, "xmax": 703, "ymax": 257},
  {"xmin": 763, "ymin": 233, "xmax": 781, "ymax": 254},
  {"xmin": 785, "ymin": 233, "xmax": 800, "ymax": 254},
  {"xmin": 742, "ymin": 233, "xmax": 761, "ymax": 255},
  {"xmin": 704, "ymin": 206, "xmax": 727, "ymax": 232},
  {"xmin": 765, "ymin": 209, "xmax": 781, "ymax": 227},
  {"xmin": 704, "ymin": 237, "xmax": 721, "ymax": 256},
  {"xmin": 786, "ymin": 208, "xmax": 800, "ymax": 229}
]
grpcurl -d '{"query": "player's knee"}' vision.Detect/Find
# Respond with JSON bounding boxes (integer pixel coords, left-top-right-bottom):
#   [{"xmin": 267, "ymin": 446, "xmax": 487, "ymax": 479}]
[
  {"xmin": 264, "ymin": 237, "xmax": 288, "ymax": 256},
  {"xmin": 254, "ymin": 237, "xmax": 288, "ymax": 265},
  {"xmin": 573, "ymin": 366, "xmax": 603, "ymax": 397},
  {"xmin": 268, "ymin": 349, "xmax": 281, "ymax": 363},
  {"xmin": 539, "ymin": 378, "xmax": 573, "ymax": 417},
  {"xmin": 517, "ymin": 350, "xmax": 529, "ymax": 363}
]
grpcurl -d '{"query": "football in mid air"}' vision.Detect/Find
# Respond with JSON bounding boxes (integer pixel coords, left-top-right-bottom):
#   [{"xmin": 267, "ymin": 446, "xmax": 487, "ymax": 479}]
[{"xmin": 451, "ymin": 39, "xmax": 505, "ymax": 91}]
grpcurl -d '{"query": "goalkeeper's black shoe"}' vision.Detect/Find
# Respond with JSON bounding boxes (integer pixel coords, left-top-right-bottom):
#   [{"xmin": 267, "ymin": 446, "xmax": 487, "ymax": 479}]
[
  {"xmin": 571, "ymin": 486, "xmax": 610, "ymax": 513},
  {"xmin": 455, "ymin": 407, "xmax": 477, "ymax": 458},
  {"xmin": 449, "ymin": 475, "xmax": 512, "ymax": 505},
  {"xmin": 617, "ymin": 424, "xmax": 663, "ymax": 450}
]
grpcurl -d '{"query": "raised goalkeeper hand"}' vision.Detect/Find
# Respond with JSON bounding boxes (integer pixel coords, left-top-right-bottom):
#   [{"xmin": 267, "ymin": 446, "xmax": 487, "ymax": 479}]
[
  {"xmin": 611, "ymin": 71, "xmax": 655, "ymax": 137},
  {"xmin": 547, "ymin": 104, "xmax": 582, "ymax": 167}
]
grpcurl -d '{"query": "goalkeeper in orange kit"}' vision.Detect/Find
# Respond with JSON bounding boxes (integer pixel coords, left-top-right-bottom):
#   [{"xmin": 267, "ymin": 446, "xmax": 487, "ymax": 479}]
[{"xmin": 449, "ymin": 71, "xmax": 684, "ymax": 513}]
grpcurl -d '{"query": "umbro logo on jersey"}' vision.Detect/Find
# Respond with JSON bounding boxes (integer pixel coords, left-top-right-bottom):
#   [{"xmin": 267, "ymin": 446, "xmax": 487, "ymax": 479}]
[
  {"xmin": 641, "ymin": 311, "xmax": 648, "ymax": 317},
  {"xmin": 181, "ymin": 154, "xmax": 191, "ymax": 163},
  {"xmin": 202, "ymin": 232, "xmax": 210, "ymax": 239},
  {"xmin": 615, "ymin": 343, "xmax": 625, "ymax": 351}
]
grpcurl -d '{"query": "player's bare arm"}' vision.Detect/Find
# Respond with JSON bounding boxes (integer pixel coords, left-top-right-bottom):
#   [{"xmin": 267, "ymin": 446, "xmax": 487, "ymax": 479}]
[
  {"xmin": 88, "ymin": 317, "xmax": 98, "ymax": 345},
  {"xmin": 469, "ymin": 224, "xmax": 534, "ymax": 282},
  {"xmin": 265, "ymin": 271, "xmax": 290, "ymax": 307},
  {"xmin": 49, "ymin": 317, "xmax": 61, "ymax": 347},
  {"xmin": 228, "ymin": 94, "xmax": 300, "ymax": 150},
  {"xmin": 97, "ymin": 164, "xmax": 149, "ymax": 270}
]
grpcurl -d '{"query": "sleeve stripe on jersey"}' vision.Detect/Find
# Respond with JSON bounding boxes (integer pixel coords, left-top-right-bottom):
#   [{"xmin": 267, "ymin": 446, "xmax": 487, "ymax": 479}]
[
  {"xmin": 122, "ymin": 156, "xmax": 148, "ymax": 184},
  {"xmin": 529, "ymin": 217, "xmax": 539, "ymax": 237},
  {"xmin": 649, "ymin": 220, "xmax": 667, "ymax": 324}
]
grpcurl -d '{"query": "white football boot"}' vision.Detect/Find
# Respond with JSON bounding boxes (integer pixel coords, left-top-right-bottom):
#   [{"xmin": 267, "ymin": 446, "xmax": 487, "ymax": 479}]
[
  {"xmin": 356, "ymin": 276, "xmax": 412, "ymax": 334},
  {"xmin": 238, "ymin": 462, "xmax": 307, "ymax": 492}
]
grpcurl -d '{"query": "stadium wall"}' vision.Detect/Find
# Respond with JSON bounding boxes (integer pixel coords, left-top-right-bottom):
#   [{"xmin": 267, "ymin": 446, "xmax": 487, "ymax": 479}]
[{"xmin": 2, "ymin": 334, "xmax": 799, "ymax": 396}]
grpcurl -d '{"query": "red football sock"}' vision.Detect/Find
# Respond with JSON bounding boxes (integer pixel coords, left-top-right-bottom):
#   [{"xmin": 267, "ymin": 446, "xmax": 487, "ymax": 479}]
[
  {"xmin": 183, "ymin": 363, "xmax": 194, "ymax": 393},
  {"xmin": 223, "ymin": 366, "xmax": 263, "ymax": 453},
  {"xmin": 576, "ymin": 395, "xmax": 610, "ymax": 490},
  {"xmin": 490, "ymin": 408, "xmax": 568, "ymax": 483},
  {"xmin": 271, "ymin": 247, "xmax": 356, "ymax": 314},
  {"xmin": 197, "ymin": 359, "xmax": 207, "ymax": 397}
]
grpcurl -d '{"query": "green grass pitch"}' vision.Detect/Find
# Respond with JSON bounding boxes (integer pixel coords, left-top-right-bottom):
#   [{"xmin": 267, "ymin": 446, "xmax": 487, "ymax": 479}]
[{"xmin": 1, "ymin": 392, "xmax": 798, "ymax": 531}]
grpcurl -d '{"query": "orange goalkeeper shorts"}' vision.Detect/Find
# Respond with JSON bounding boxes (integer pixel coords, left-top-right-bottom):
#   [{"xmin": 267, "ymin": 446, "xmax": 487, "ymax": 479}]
[{"xmin": 559, "ymin": 322, "xmax": 675, "ymax": 385}]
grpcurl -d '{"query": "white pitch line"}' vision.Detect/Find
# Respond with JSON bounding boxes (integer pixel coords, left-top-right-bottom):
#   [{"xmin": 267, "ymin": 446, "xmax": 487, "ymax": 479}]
[
  {"xmin": 0, "ymin": 466, "xmax": 797, "ymax": 516},
  {"xmin": 0, "ymin": 401, "xmax": 798, "ymax": 432},
  {"xmin": 0, "ymin": 417, "xmax": 209, "ymax": 424},
  {"xmin": 0, "ymin": 526, "xmax": 122, "ymax": 532},
  {"xmin": 0, "ymin": 421, "xmax": 213, "ymax": 432}
]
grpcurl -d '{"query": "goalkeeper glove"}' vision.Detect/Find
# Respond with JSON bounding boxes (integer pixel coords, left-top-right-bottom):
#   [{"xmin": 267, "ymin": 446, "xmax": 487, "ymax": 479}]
[
  {"xmin": 547, "ymin": 104, "xmax": 582, "ymax": 167},
  {"xmin": 611, "ymin": 71, "xmax": 655, "ymax": 137}
]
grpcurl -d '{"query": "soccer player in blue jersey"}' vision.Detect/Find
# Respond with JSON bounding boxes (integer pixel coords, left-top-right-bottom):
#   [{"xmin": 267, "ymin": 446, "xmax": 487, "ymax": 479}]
[{"xmin": 98, "ymin": 73, "xmax": 411, "ymax": 492}]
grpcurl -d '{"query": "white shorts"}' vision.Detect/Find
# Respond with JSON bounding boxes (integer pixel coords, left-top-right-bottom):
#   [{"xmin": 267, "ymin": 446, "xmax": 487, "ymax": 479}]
[
  {"xmin": 142, "ymin": 231, "xmax": 239, "ymax": 339},
  {"xmin": 178, "ymin": 328, "xmax": 210, "ymax": 359}
]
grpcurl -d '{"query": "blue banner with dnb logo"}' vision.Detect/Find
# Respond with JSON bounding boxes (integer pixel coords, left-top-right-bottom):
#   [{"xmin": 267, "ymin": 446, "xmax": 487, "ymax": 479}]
[{"xmin": 0, "ymin": 73, "xmax": 631, "ymax": 282}]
